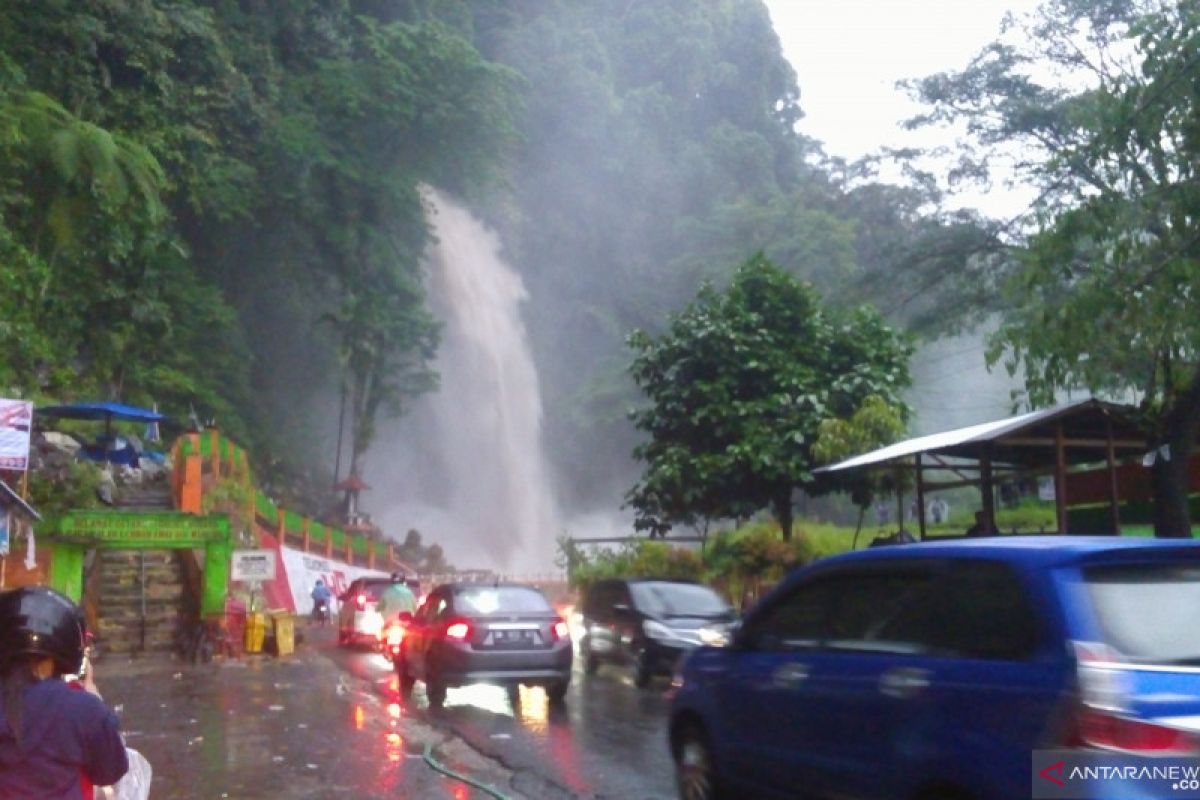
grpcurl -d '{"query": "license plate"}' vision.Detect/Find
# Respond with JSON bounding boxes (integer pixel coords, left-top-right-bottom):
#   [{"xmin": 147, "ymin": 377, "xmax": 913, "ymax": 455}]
[{"xmin": 493, "ymin": 630, "xmax": 534, "ymax": 645}]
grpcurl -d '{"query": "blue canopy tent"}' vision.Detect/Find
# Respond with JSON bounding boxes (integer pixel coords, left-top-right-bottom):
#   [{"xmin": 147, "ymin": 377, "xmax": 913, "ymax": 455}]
[{"xmin": 37, "ymin": 402, "xmax": 168, "ymax": 466}]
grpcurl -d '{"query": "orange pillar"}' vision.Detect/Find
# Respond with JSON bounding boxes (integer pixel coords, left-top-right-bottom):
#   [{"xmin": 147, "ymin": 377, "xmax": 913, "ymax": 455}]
[
  {"xmin": 276, "ymin": 508, "xmax": 286, "ymax": 546},
  {"xmin": 181, "ymin": 455, "xmax": 203, "ymax": 514},
  {"xmin": 303, "ymin": 518, "xmax": 311, "ymax": 552}
]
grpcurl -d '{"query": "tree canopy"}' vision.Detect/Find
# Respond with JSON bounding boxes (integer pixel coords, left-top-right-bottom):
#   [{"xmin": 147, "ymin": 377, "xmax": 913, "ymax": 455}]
[
  {"xmin": 908, "ymin": 0, "xmax": 1200, "ymax": 535},
  {"xmin": 626, "ymin": 254, "xmax": 912, "ymax": 540}
]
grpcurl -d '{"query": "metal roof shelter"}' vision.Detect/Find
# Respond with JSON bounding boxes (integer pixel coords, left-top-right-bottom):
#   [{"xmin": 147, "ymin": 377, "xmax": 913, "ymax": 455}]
[{"xmin": 814, "ymin": 398, "xmax": 1150, "ymax": 539}]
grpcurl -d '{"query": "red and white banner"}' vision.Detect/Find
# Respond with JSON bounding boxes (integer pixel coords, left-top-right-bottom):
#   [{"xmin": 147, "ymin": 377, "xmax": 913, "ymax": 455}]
[
  {"xmin": 244, "ymin": 526, "xmax": 389, "ymax": 614},
  {"xmin": 278, "ymin": 545, "xmax": 388, "ymax": 615},
  {"xmin": 0, "ymin": 400, "xmax": 32, "ymax": 471}
]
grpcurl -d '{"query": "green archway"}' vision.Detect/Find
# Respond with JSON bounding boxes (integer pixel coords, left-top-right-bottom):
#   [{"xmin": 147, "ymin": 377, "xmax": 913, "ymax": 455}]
[{"xmin": 46, "ymin": 510, "xmax": 232, "ymax": 617}]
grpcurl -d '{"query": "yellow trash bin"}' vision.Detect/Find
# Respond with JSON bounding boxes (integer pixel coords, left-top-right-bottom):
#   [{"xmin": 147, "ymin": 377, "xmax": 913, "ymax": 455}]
[
  {"xmin": 270, "ymin": 611, "xmax": 295, "ymax": 656},
  {"xmin": 244, "ymin": 612, "xmax": 267, "ymax": 654}
]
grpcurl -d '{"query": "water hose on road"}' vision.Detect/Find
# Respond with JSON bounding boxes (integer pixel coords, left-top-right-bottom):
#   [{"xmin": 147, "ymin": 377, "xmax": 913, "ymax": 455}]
[{"xmin": 422, "ymin": 741, "xmax": 514, "ymax": 800}]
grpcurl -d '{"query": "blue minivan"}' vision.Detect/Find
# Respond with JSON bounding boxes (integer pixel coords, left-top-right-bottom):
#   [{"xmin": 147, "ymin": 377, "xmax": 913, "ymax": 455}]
[{"xmin": 668, "ymin": 537, "xmax": 1200, "ymax": 799}]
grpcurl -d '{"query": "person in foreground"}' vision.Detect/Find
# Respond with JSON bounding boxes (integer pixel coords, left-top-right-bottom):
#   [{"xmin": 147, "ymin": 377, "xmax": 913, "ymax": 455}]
[{"xmin": 0, "ymin": 586, "xmax": 128, "ymax": 799}]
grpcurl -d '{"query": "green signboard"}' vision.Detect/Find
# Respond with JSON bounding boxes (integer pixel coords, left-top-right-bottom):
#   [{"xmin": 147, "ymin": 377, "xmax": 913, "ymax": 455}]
[
  {"xmin": 47, "ymin": 510, "xmax": 232, "ymax": 617},
  {"xmin": 57, "ymin": 510, "xmax": 229, "ymax": 545}
]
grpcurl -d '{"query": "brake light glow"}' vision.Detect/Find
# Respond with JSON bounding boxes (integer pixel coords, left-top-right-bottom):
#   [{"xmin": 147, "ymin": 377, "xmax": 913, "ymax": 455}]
[
  {"xmin": 445, "ymin": 621, "xmax": 470, "ymax": 641},
  {"xmin": 1070, "ymin": 641, "xmax": 1197, "ymax": 755},
  {"xmin": 386, "ymin": 623, "xmax": 405, "ymax": 647},
  {"xmin": 355, "ymin": 594, "xmax": 367, "ymax": 611},
  {"xmin": 552, "ymin": 619, "xmax": 570, "ymax": 641},
  {"xmin": 1075, "ymin": 707, "xmax": 1196, "ymax": 754}
]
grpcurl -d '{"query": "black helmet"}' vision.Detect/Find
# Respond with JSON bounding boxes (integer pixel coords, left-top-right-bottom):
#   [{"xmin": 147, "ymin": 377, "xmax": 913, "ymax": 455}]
[
  {"xmin": 391, "ymin": 571, "xmax": 405, "ymax": 583},
  {"xmin": 0, "ymin": 586, "xmax": 86, "ymax": 675}
]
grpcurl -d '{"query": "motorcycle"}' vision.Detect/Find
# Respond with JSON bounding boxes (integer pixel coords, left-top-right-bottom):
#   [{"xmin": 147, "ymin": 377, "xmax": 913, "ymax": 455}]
[
  {"xmin": 312, "ymin": 599, "xmax": 330, "ymax": 625},
  {"xmin": 377, "ymin": 611, "xmax": 413, "ymax": 663}
]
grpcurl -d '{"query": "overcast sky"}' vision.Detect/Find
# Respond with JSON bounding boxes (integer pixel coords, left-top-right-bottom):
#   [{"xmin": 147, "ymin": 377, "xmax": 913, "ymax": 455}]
[{"xmin": 764, "ymin": 0, "xmax": 1042, "ymax": 216}]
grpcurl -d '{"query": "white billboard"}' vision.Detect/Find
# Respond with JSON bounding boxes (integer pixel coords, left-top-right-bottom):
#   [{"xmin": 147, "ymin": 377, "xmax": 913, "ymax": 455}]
[{"xmin": 0, "ymin": 400, "xmax": 32, "ymax": 471}]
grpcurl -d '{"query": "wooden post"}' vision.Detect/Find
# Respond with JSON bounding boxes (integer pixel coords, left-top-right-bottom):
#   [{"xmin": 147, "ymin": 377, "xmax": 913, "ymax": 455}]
[
  {"xmin": 1055, "ymin": 422, "xmax": 1068, "ymax": 534},
  {"xmin": 980, "ymin": 445, "xmax": 995, "ymax": 532},
  {"xmin": 915, "ymin": 453, "xmax": 927, "ymax": 540},
  {"xmin": 1105, "ymin": 417, "xmax": 1121, "ymax": 535}
]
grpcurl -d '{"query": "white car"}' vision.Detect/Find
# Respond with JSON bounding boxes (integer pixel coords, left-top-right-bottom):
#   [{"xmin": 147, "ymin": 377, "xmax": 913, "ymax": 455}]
[
  {"xmin": 337, "ymin": 576, "xmax": 423, "ymax": 647},
  {"xmin": 336, "ymin": 577, "xmax": 393, "ymax": 646}
]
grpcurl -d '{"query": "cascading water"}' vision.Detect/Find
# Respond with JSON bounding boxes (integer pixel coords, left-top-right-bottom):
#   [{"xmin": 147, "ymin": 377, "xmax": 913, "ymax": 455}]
[{"xmin": 370, "ymin": 188, "xmax": 562, "ymax": 574}]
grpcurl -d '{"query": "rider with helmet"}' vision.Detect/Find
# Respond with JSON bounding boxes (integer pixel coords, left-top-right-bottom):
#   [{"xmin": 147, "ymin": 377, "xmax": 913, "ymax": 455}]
[
  {"xmin": 376, "ymin": 571, "xmax": 418, "ymax": 623},
  {"xmin": 0, "ymin": 586, "xmax": 128, "ymax": 798}
]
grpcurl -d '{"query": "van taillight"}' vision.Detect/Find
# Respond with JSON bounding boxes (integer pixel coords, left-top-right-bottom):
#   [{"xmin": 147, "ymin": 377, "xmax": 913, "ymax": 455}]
[
  {"xmin": 1073, "ymin": 707, "xmax": 1196, "ymax": 754},
  {"xmin": 1070, "ymin": 641, "xmax": 1197, "ymax": 755},
  {"xmin": 355, "ymin": 594, "xmax": 367, "ymax": 611}
]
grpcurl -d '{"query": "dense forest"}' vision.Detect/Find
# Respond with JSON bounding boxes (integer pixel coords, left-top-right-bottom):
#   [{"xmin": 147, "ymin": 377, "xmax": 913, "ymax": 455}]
[
  {"xmin": 5, "ymin": 1, "xmax": 1198, "ymax": 536},
  {"xmin": 0, "ymin": 0, "xmax": 946, "ymax": 514}
]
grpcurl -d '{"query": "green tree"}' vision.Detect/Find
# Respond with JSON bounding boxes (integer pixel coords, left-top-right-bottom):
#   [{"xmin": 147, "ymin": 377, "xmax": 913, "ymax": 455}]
[
  {"xmin": 908, "ymin": 0, "xmax": 1200, "ymax": 535},
  {"xmin": 812, "ymin": 394, "xmax": 907, "ymax": 546},
  {"xmin": 626, "ymin": 253, "xmax": 912, "ymax": 540}
]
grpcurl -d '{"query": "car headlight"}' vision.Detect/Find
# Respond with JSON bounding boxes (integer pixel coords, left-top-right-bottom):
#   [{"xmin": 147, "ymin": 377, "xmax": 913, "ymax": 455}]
[
  {"xmin": 643, "ymin": 619, "xmax": 675, "ymax": 641},
  {"xmin": 698, "ymin": 625, "xmax": 730, "ymax": 647}
]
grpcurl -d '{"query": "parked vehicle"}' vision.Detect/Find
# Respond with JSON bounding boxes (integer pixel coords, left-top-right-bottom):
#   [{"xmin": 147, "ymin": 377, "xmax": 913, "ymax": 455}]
[
  {"xmin": 580, "ymin": 578, "xmax": 736, "ymax": 687},
  {"xmin": 396, "ymin": 582, "xmax": 573, "ymax": 708},
  {"xmin": 668, "ymin": 537, "xmax": 1200, "ymax": 800}
]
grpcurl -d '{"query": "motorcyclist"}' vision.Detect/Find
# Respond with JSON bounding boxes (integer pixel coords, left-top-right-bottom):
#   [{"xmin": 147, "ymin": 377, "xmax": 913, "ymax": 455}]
[
  {"xmin": 310, "ymin": 578, "xmax": 332, "ymax": 623},
  {"xmin": 376, "ymin": 571, "xmax": 417, "ymax": 624},
  {"xmin": 0, "ymin": 586, "xmax": 128, "ymax": 798}
]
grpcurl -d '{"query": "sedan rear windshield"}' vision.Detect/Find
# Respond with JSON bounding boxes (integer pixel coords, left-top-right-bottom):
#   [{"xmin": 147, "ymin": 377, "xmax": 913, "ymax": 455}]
[
  {"xmin": 357, "ymin": 581, "xmax": 394, "ymax": 601},
  {"xmin": 456, "ymin": 587, "xmax": 552, "ymax": 616},
  {"xmin": 1085, "ymin": 563, "xmax": 1200, "ymax": 664},
  {"xmin": 630, "ymin": 582, "xmax": 733, "ymax": 619}
]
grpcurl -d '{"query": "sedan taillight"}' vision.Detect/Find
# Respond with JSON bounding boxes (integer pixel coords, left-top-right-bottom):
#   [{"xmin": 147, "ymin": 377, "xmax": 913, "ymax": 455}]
[
  {"xmin": 445, "ymin": 621, "xmax": 470, "ymax": 641},
  {"xmin": 552, "ymin": 618, "xmax": 570, "ymax": 641}
]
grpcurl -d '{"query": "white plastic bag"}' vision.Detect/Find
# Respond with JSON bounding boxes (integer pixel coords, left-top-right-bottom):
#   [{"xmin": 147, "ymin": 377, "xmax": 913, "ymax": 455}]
[{"xmin": 96, "ymin": 747, "xmax": 152, "ymax": 800}]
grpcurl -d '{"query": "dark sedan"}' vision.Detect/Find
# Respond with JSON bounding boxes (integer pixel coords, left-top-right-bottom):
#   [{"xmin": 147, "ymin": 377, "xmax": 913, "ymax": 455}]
[{"xmin": 396, "ymin": 582, "xmax": 573, "ymax": 708}]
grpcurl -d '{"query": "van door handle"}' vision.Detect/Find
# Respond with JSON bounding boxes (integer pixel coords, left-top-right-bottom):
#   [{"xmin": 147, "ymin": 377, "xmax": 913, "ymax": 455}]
[
  {"xmin": 771, "ymin": 663, "xmax": 809, "ymax": 689},
  {"xmin": 879, "ymin": 667, "xmax": 930, "ymax": 699}
]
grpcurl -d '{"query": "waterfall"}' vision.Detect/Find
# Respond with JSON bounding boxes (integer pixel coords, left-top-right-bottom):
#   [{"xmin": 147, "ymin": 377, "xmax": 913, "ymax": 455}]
[{"xmin": 370, "ymin": 189, "xmax": 562, "ymax": 574}]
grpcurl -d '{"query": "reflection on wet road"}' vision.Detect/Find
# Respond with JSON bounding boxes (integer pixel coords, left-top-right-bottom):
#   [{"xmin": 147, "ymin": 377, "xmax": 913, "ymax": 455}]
[{"xmin": 327, "ymin": 639, "xmax": 677, "ymax": 799}]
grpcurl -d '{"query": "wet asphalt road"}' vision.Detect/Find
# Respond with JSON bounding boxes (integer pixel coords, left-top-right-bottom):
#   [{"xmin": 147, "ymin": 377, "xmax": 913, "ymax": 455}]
[
  {"xmin": 323, "ymin": 628, "xmax": 678, "ymax": 800},
  {"xmin": 95, "ymin": 620, "xmax": 676, "ymax": 799}
]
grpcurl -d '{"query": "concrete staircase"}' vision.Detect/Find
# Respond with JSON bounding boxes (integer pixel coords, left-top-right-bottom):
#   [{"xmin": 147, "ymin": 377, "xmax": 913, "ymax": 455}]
[
  {"xmin": 95, "ymin": 549, "xmax": 188, "ymax": 654},
  {"xmin": 93, "ymin": 480, "xmax": 188, "ymax": 654},
  {"xmin": 117, "ymin": 482, "xmax": 174, "ymax": 511}
]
